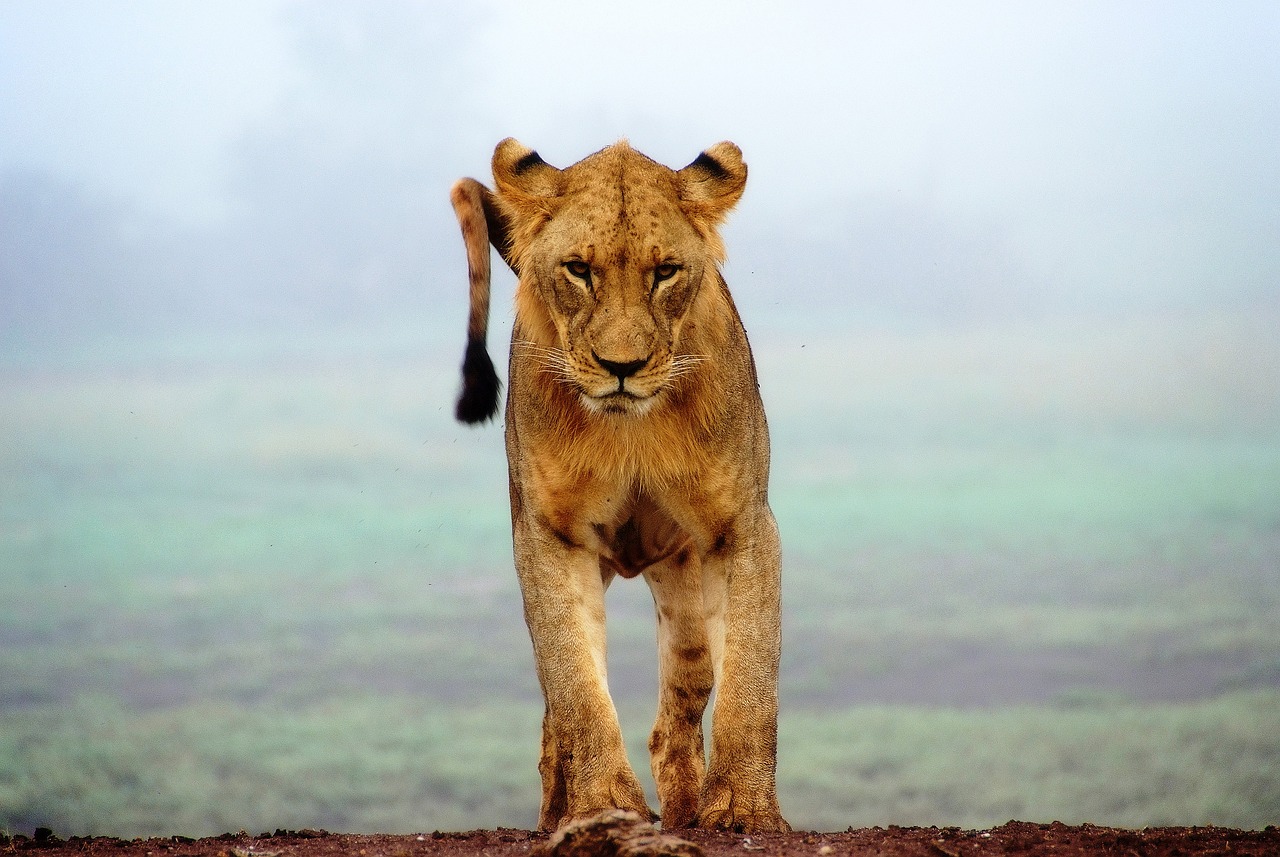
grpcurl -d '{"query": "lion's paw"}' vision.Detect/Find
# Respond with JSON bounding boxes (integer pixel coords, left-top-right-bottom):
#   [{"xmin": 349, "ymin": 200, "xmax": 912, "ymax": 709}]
[{"xmin": 696, "ymin": 782, "xmax": 789, "ymax": 834}]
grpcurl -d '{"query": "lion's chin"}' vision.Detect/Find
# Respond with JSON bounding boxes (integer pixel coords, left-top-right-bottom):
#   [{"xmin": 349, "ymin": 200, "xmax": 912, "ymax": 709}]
[{"xmin": 581, "ymin": 391, "xmax": 659, "ymax": 417}]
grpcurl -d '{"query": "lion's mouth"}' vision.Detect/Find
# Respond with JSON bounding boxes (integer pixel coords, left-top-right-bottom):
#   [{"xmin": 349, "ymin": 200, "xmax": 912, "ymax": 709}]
[{"xmin": 584, "ymin": 389, "xmax": 658, "ymax": 416}]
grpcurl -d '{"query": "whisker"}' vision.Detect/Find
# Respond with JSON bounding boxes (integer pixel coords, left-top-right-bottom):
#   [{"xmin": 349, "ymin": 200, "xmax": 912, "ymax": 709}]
[
  {"xmin": 511, "ymin": 339, "xmax": 562, "ymax": 357},
  {"xmin": 512, "ymin": 339, "xmax": 575, "ymax": 385},
  {"xmin": 672, "ymin": 353, "xmax": 707, "ymax": 365},
  {"xmin": 667, "ymin": 353, "xmax": 707, "ymax": 380}
]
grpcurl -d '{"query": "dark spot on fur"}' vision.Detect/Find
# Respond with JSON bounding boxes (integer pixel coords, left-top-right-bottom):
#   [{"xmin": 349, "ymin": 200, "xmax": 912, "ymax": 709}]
[
  {"xmin": 668, "ymin": 682, "xmax": 711, "ymax": 724},
  {"xmin": 677, "ymin": 645, "xmax": 707, "ymax": 663},
  {"xmin": 712, "ymin": 531, "xmax": 729, "ymax": 554},
  {"xmin": 687, "ymin": 151, "xmax": 731, "ymax": 181},
  {"xmin": 538, "ymin": 514, "xmax": 580, "ymax": 549},
  {"xmin": 674, "ymin": 549, "xmax": 690, "ymax": 567},
  {"xmin": 513, "ymin": 149, "xmax": 546, "ymax": 174}
]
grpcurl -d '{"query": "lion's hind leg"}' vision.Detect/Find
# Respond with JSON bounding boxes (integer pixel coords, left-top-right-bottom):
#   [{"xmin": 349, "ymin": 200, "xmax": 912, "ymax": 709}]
[{"xmin": 643, "ymin": 545, "xmax": 713, "ymax": 829}]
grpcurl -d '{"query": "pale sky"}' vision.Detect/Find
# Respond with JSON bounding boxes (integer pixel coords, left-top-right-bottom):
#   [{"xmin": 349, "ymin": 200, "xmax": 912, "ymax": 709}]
[{"xmin": 2, "ymin": 0, "xmax": 1278, "ymax": 329}]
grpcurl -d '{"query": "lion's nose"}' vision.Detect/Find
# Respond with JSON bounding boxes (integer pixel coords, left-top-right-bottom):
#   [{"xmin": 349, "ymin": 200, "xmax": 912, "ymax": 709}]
[{"xmin": 593, "ymin": 353, "xmax": 649, "ymax": 380}]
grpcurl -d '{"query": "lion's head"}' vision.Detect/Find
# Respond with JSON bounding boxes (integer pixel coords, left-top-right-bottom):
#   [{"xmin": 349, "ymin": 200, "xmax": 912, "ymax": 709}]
[{"xmin": 491, "ymin": 139, "xmax": 747, "ymax": 416}]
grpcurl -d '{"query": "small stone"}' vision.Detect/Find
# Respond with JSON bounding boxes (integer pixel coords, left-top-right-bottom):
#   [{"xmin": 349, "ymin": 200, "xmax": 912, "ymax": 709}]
[{"xmin": 536, "ymin": 810, "xmax": 703, "ymax": 857}]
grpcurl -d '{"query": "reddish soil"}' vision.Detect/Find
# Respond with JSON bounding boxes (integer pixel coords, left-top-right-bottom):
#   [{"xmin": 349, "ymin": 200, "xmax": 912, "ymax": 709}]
[{"xmin": 7, "ymin": 821, "xmax": 1278, "ymax": 857}]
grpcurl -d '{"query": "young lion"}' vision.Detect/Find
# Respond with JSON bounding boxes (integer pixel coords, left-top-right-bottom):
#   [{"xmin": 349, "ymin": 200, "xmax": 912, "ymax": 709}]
[{"xmin": 450, "ymin": 139, "xmax": 788, "ymax": 834}]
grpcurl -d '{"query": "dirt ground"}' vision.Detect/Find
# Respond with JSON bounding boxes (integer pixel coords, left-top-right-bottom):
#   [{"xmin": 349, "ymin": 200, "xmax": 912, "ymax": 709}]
[{"xmin": 7, "ymin": 819, "xmax": 1279, "ymax": 857}]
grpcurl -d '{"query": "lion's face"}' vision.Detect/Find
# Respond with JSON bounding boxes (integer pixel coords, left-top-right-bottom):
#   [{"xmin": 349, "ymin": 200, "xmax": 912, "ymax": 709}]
[
  {"xmin": 526, "ymin": 171, "xmax": 710, "ymax": 414},
  {"xmin": 493, "ymin": 140, "xmax": 746, "ymax": 416}
]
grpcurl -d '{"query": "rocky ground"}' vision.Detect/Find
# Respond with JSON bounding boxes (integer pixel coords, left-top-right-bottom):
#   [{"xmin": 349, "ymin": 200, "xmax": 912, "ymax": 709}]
[{"xmin": 7, "ymin": 812, "xmax": 1278, "ymax": 857}]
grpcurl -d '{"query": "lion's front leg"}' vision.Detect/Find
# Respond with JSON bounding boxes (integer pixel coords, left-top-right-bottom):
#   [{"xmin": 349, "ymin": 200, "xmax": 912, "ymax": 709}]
[
  {"xmin": 697, "ymin": 506, "xmax": 790, "ymax": 834},
  {"xmin": 513, "ymin": 517, "xmax": 653, "ymax": 831}
]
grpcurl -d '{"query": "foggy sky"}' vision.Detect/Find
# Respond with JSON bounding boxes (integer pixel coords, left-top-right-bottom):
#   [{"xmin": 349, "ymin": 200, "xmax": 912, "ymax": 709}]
[{"xmin": 2, "ymin": 1, "xmax": 1278, "ymax": 349}]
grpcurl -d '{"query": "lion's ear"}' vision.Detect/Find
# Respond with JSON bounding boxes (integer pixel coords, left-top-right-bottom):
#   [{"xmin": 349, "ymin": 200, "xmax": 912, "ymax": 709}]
[
  {"xmin": 678, "ymin": 142, "xmax": 747, "ymax": 225},
  {"xmin": 492, "ymin": 138, "xmax": 563, "ymax": 216}
]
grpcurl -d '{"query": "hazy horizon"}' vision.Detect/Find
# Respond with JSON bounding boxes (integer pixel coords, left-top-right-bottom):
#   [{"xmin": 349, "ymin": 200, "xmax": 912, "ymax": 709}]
[{"xmin": 3, "ymin": 2, "xmax": 1278, "ymax": 361}]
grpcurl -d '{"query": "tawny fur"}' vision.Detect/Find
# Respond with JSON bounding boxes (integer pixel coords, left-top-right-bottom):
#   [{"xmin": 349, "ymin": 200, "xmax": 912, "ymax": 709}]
[{"xmin": 450, "ymin": 139, "xmax": 788, "ymax": 834}]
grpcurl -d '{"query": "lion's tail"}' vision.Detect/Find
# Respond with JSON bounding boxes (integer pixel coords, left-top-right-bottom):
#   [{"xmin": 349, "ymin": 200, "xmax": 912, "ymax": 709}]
[{"xmin": 449, "ymin": 178, "xmax": 503, "ymax": 424}]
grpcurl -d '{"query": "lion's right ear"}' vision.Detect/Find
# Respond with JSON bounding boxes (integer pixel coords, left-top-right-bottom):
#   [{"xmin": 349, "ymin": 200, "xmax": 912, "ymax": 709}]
[
  {"xmin": 677, "ymin": 141, "xmax": 747, "ymax": 227},
  {"xmin": 492, "ymin": 138, "xmax": 563, "ymax": 218}
]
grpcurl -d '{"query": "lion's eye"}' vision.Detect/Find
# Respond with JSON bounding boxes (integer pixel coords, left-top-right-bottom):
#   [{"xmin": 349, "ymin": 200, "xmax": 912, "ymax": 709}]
[
  {"xmin": 654, "ymin": 264, "xmax": 679, "ymax": 284},
  {"xmin": 564, "ymin": 260, "xmax": 591, "ymax": 280}
]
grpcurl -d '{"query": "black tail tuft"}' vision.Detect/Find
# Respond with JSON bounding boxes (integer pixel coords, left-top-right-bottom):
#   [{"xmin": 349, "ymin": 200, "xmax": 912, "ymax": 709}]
[{"xmin": 455, "ymin": 338, "xmax": 501, "ymax": 424}]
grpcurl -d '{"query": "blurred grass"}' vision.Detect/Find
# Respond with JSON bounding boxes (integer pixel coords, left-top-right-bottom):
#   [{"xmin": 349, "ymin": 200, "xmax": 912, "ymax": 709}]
[
  {"xmin": 1, "ymin": 692, "xmax": 1275, "ymax": 837},
  {"xmin": 1, "ymin": 313, "xmax": 1278, "ymax": 834},
  {"xmin": 0, "ymin": 695, "xmax": 542, "ymax": 837},
  {"xmin": 780, "ymin": 691, "xmax": 1280, "ymax": 831}
]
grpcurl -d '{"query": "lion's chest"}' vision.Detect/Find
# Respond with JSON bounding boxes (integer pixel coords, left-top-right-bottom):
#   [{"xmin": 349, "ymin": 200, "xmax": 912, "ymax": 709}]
[
  {"xmin": 590, "ymin": 497, "xmax": 694, "ymax": 580},
  {"xmin": 509, "ymin": 360, "xmax": 739, "ymax": 577}
]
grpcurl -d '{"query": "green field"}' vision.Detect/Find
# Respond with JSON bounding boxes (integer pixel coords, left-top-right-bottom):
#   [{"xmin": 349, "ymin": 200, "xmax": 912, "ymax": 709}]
[{"xmin": 2, "ymin": 313, "xmax": 1278, "ymax": 837}]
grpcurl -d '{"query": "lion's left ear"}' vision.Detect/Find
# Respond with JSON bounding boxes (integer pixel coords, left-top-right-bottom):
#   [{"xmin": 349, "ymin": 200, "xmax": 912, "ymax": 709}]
[
  {"xmin": 492, "ymin": 137, "xmax": 564, "ymax": 219},
  {"xmin": 678, "ymin": 142, "xmax": 747, "ymax": 226}
]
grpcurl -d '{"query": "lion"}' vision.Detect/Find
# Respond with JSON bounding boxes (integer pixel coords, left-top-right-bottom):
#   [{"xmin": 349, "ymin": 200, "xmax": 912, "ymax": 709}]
[{"xmin": 448, "ymin": 139, "xmax": 788, "ymax": 834}]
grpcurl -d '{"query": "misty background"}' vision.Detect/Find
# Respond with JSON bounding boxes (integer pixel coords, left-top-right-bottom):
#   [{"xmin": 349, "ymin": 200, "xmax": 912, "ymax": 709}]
[
  {"xmin": 2, "ymin": 0, "xmax": 1279, "ymax": 837},
  {"xmin": 4, "ymin": 1, "xmax": 1276, "ymax": 353}
]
